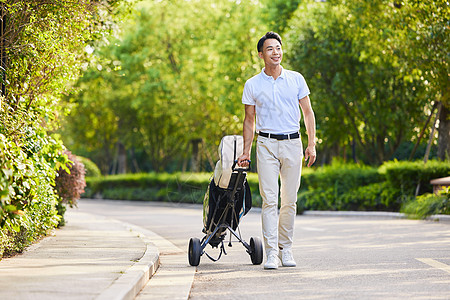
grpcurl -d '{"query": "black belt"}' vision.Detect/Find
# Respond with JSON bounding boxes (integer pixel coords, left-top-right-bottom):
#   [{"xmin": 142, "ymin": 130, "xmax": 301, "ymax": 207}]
[{"xmin": 259, "ymin": 131, "xmax": 299, "ymax": 140}]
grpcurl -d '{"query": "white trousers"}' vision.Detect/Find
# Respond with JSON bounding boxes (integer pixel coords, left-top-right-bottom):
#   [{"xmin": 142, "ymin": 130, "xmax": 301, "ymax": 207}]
[{"xmin": 256, "ymin": 135, "xmax": 303, "ymax": 256}]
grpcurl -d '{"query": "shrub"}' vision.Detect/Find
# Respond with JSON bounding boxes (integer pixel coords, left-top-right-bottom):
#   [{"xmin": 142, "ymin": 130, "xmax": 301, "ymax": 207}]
[
  {"xmin": 84, "ymin": 172, "xmax": 212, "ymax": 203},
  {"xmin": 298, "ymin": 161, "xmax": 383, "ymax": 211},
  {"xmin": 1, "ymin": 130, "xmax": 65, "ymax": 258},
  {"xmin": 298, "ymin": 188, "xmax": 335, "ymax": 211},
  {"xmin": 54, "ymin": 150, "xmax": 86, "ymax": 227},
  {"xmin": 379, "ymin": 160, "xmax": 450, "ymax": 208},
  {"xmin": 299, "ymin": 160, "xmax": 449, "ymax": 212},
  {"xmin": 339, "ymin": 182, "xmax": 400, "ymax": 211},
  {"xmin": 55, "ymin": 150, "xmax": 86, "ymax": 207},
  {"xmin": 82, "ymin": 160, "xmax": 450, "ymax": 215},
  {"xmin": 402, "ymin": 188, "xmax": 450, "ymax": 219},
  {"xmin": 300, "ymin": 160, "xmax": 382, "ymax": 193},
  {"xmin": 77, "ymin": 156, "xmax": 101, "ymax": 177},
  {"xmin": 85, "ymin": 172, "xmax": 209, "ymax": 193},
  {"xmin": 83, "ymin": 172, "xmax": 264, "ymax": 206}
]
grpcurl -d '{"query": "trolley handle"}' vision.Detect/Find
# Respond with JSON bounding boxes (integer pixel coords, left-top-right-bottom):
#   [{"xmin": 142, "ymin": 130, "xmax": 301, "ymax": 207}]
[{"xmin": 232, "ymin": 160, "xmax": 251, "ymax": 172}]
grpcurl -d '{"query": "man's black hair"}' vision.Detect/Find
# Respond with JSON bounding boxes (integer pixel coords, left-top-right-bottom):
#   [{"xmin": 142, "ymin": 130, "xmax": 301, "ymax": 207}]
[{"xmin": 257, "ymin": 31, "xmax": 282, "ymax": 53}]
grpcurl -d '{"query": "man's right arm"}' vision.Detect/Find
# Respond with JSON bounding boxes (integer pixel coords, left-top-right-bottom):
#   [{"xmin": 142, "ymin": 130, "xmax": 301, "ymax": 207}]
[{"xmin": 238, "ymin": 104, "xmax": 255, "ymax": 167}]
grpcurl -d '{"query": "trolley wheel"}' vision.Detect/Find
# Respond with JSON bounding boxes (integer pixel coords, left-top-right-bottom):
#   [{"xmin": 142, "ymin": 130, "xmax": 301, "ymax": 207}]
[
  {"xmin": 249, "ymin": 236, "xmax": 263, "ymax": 265},
  {"xmin": 188, "ymin": 237, "xmax": 202, "ymax": 266}
]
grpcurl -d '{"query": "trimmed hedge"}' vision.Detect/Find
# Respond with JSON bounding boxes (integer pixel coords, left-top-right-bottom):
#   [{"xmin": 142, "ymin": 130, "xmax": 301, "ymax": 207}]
[
  {"xmin": 85, "ymin": 173, "xmax": 211, "ymax": 197},
  {"xmin": 380, "ymin": 160, "xmax": 450, "ymax": 202},
  {"xmin": 83, "ymin": 160, "xmax": 450, "ymax": 215},
  {"xmin": 77, "ymin": 156, "xmax": 101, "ymax": 178},
  {"xmin": 84, "ymin": 172, "xmax": 263, "ymax": 207},
  {"xmin": 298, "ymin": 162, "xmax": 383, "ymax": 211},
  {"xmin": 299, "ymin": 160, "xmax": 449, "ymax": 212}
]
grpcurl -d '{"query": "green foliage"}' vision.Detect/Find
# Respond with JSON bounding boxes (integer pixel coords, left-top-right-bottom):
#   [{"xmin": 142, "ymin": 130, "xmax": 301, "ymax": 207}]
[
  {"xmin": 339, "ymin": 182, "xmax": 397, "ymax": 211},
  {"xmin": 401, "ymin": 0, "xmax": 449, "ymax": 107},
  {"xmin": 76, "ymin": 156, "xmax": 102, "ymax": 177},
  {"xmin": 380, "ymin": 159, "xmax": 450, "ymax": 197},
  {"xmin": 260, "ymin": 0, "xmax": 301, "ymax": 33},
  {"xmin": 0, "ymin": 130, "xmax": 63, "ymax": 257},
  {"xmin": 86, "ymin": 172, "xmax": 209, "ymax": 191},
  {"xmin": 300, "ymin": 160, "xmax": 382, "ymax": 191},
  {"xmin": 83, "ymin": 172, "xmax": 263, "ymax": 206},
  {"xmin": 3, "ymin": 1, "xmax": 115, "ymax": 117},
  {"xmin": 85, "ymin": 172, "xmax": 212, "ymax": 203},
  {"xmin": 61, "ymin": 0, "xmax": 267, "ymax": 173},
  {"xmin": 298, "ymin": 161, "xmax": 383, "ymax": 211},
  {"xmin": 53, "ymin": 0, "xmax": 449, "ymax": 172},
  {"xmin": 0, "ymin": 0, "xmax": 126, "ymax": 258},
  {"xmin": 285, "ymin": 0, "xmax": 431, "ymax": 164},
  {"xmin": 298, "ymin": 159, "xmax": 450, "ymax": 212},
  {"xmin": 402, "ymin": 188, "xmax": 450, "ymax": 219},
  {"xmin": 83, "ymin": 162, "xmax": 382, "ymax": 211},
  {"xmin": 83, "ymin": 160, "xmax": 449, "ymax": 217}
]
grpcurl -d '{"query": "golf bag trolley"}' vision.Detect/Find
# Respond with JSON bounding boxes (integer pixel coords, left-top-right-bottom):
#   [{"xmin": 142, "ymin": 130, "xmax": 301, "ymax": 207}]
[{"xmin": 188, "ymin": 135, "xmax": 263, "ymax": 267}]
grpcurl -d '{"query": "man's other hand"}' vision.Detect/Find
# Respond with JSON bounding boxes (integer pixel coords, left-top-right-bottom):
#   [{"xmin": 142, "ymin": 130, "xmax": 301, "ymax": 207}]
[{"xmin": 304, "ymin": 146, "xmax": 316, "ymax": 167}]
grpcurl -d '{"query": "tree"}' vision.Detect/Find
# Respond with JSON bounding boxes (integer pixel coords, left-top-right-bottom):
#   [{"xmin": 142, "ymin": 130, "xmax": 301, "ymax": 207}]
[
  {"xmin": 342, "ymin": 0, "xmax": 449, "ymax": 161},
  {"xmin": 285, "ymin": 0, "xmax": 432, "ymax": 164},
  {"xmin": 398, "ymin": 0, "xmax": 449, "ymax": 160},
  {"xmin": 62, "ymin": 0, "xmax": 266, "ymax": 172},
  {"xmin": 60, "ymin": 69, "xmax": 124, "ymax": 174}
]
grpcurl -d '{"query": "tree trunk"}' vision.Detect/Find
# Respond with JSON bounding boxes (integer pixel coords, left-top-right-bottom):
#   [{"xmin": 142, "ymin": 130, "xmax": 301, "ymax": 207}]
[
  {"xmin": 130, "ymin": 147, "xmax": 140, "ymax": 173},
  {"xmin": 190, "ymin": 138, "xmax": 202, "ymax": 172},
  {"xmin": 424, "ymin": 102, "xmax": 441, "ymax": 163},
  {"xmin": 351, "ymin": 137, "xmax": 357, "ymax": 163},
  {"xmin": 203, "ymin": 140, "xmax": 216, "ymax": 171},
  {"xmin": 409, "ymin": 102, "xmax": 438, "ymax": 160},
  {"xmin": 437, "ymin": 103, "xmax": 449, "ymax": 160},
  {"xmin": 1, "ymin": 4, "xmax": 7, "ymax": 97},
  {"xmin": 117, "ymin": 142, "xmax": 127, "ymax": 174}
]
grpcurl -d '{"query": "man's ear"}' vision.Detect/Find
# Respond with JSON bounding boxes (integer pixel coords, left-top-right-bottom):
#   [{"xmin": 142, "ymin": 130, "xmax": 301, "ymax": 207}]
[{"xmin": 258, "ymin": 52, "xmax": 263, "ymax": 59}]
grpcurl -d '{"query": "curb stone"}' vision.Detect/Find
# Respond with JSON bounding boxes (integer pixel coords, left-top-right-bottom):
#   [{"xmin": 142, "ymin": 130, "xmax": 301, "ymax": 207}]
[
  {"xmin": 302, "ymin": 210, "xmax": 450, "ymax": 223},
  {"xmin": 95, "ymin": 219, "xmax": 161, "ymax": 300}
]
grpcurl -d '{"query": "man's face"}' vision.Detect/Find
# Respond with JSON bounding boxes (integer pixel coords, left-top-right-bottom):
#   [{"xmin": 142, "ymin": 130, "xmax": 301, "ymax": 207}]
[{"xmin": 258, "ymin": 38, "xmax": 282, "ymax": 67}]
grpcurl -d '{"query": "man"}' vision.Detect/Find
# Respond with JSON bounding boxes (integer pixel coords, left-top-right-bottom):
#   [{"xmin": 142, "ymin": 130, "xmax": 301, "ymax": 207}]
[{"xmin": 237, "ymin": 31, "xmax": 317, "ymax": 269}]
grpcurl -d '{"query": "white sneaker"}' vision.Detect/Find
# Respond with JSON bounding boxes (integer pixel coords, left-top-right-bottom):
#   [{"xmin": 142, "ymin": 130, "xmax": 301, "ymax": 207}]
[
  {"xmin": 280, "ymin": 249, "xmax": 296, "ymax": 267},
  {"xmin": 264, "ymin": 254, "xmax": 280, "ymax": 269}
]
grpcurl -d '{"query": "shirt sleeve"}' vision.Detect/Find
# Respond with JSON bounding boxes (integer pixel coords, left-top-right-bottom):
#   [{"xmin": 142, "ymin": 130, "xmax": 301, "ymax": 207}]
[
  {"xmin": 297, "ymin": 73, "xmax": 310, "ymax": 100},
  {"xmin": 242, "ymin": 80, "xmax": 255, "ymax": 105}
]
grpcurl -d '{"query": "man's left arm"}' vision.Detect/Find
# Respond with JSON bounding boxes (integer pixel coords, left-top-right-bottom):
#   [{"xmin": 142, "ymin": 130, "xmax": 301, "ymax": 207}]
[{"xmin": 299, "ymin": 95, "xmax": 316, "ymax": 167}]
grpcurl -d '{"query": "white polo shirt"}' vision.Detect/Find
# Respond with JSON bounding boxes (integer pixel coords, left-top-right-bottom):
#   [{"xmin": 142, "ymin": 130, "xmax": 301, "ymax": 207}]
[{"xmin": 242, "ymin": 67, "xmax": 310, "ymax": 134}]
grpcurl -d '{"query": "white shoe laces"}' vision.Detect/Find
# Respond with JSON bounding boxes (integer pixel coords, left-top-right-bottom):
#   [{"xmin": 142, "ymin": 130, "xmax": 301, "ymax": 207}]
[
  {"xmin": 268, "ymin": 254, "xmax": 278, "ymax": 263},
  {"xmin": 282, "ymin": 250, "xmax": 294, "ymax": 262},
  {"xmin": 265, "ymin": 254, "xmax": 279, "ymax": 268}
]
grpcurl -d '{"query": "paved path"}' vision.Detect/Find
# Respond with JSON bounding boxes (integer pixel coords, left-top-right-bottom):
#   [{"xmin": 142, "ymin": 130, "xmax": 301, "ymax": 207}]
[
  {"xmin": 78, "ymin": 199, "xmax": 450, "ymax": 299},
  {"xmin": 1, "ymin": 199, "xmax": 449, "ymax": 299},
  {"xmin": 0, "ymin": 209, "xmax": 159, "ymax": 300}
]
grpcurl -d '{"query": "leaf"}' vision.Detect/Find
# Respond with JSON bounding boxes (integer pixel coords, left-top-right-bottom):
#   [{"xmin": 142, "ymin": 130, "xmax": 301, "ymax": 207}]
[{"xmin": 4, "ymin": 205, "xmax": 17, "ymax": 213}]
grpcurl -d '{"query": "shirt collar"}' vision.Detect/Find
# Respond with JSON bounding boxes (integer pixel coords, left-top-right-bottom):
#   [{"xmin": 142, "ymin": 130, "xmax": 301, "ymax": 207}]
[{"xmin": 261, "ymin": 66, "xmax": 285, "ymax": 80}]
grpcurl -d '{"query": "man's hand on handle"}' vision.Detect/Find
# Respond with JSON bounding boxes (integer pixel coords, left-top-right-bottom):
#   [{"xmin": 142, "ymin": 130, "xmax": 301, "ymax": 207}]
[{"xmin": 237, "ymin": 153, "xmax": 251, "ymax": 168}]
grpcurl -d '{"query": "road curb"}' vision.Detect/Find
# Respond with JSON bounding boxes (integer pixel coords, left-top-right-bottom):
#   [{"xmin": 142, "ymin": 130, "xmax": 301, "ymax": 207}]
[
  {"xmin": 126, "ymin": 223, "xmax": 195, "ymax": 300},
  {"xmin": 302, "ymin": 210, "xmax": 407, "ymax": 219},
  {"xmin": 426, "ymin": 214, "xmax": 450, "ymax": 223},
  {"xmin": 96, "ymin": 220, "xmax": 161, "ymax": 300},
  {"xmin": 302, "ymin": 210, "xmax": 450, "ymax": 223}
]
